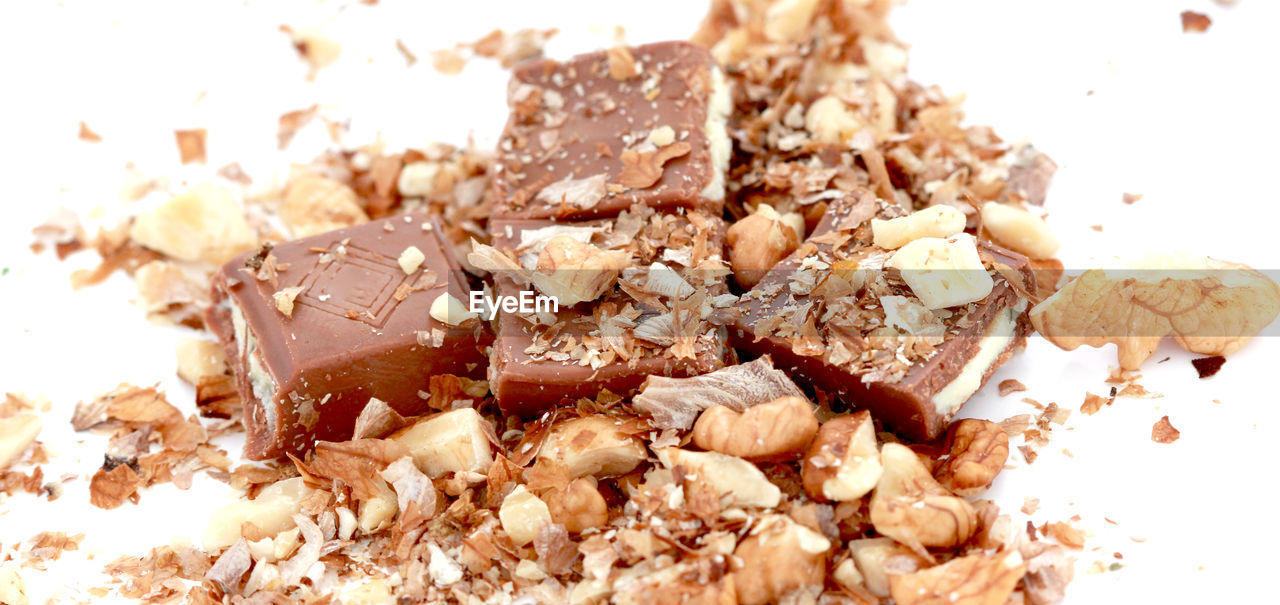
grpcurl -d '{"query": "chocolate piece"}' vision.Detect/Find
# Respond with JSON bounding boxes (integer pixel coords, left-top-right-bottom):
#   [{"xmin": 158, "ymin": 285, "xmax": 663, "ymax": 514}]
[
  {"xmin": 1191, "ymin": 355, "xmax": 1225, "ymax": 379},
  {"xmin": 731, "ymin": 194, "xmax": 1034, "ymax": 441},
  {"xmin": 491, "ymin": 41, "xmax": 730, "ymax": 220},
  {"xmin": 484, "ymin": 206, "xmax": 733, "ymax": 415},
  {"xmin": 206, "ymin": 215, "xmax": 489, "ymax": 459}
]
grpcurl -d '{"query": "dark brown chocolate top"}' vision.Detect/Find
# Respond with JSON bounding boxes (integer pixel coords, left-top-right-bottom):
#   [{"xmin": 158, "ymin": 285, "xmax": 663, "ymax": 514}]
[{"xmin": 491, "ymin": 41, "xmax": 724, "ymax": 220}]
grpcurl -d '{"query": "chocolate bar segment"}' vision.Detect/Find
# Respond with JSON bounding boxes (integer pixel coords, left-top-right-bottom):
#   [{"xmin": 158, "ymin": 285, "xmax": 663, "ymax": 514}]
[
  {"xmin": 492, "ymin": 41, "xmax": 730, "ymax": 220},
  {"xmin": 206, "ymin": 215, "xmax": 489, "ymax": 459},
  {"xmin": 484, "ymin": 207, "xmax": 733, "ymax": 415},
  {"xmin": 732, "ymin": 194, "xmax": 1034, "ymax": 441}
]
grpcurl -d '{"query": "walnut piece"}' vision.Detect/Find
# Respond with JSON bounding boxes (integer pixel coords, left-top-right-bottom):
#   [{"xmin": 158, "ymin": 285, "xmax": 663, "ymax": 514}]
[
  {"xmin": 934, "ymin": 419, "xmax": 1009, "ymax": 498},
  {"xmin": 732, "ymin": 514, "xmax": 831, "ymax": 605},
  {"xmin": 889, "ymin": 551, "xmax": 1025, "ymax": 605},
  {"xmin": 129, "ymin": 183, "xmax": 258, "ymax": 264},
  {"xmin": 763, "ymin": 0, "xmax": 821, "ymax": 42},
  {"xmin": 805, "ymin": 95, "xmax": 865, "ymax": 145},
  {"xmin": 390, "ymin": 408, "xmax": 494, "ymax": 478},
  {"xmin": 606, "ymin": 45, "xmax": 637, "ymax": 80},
  {"xmin": 0, "ymin": 414, "xmax": 41, "ymax": 471},
  {"xmin": 658, "ymin": 448, "xmax": 781, "ymax": 509},
  {"xmin": 848, "ymin": 537, "xmax": 930, "ymax": 597},
  {"xmin": 980, "ymin": 202, "xmax": 1059, "ymax": 259},
  {"xmin": 530, "ymin": 236, "xmax": 628, "ymax": 306},
  {"xmin": 203, "ymin": 477, "xmax": 313, "ymax": 550},
  {"xmin": 615, "ymin": 142, "xmax": 691, "ymax": 189},
  {"xmin": 1152, "ymin": 416, "xmax": 1180, "ymax": 444},
  {"xmin": 280, "ymin": 172, "xmax": 369, "ymax": 238},
  {"xmin": 1029, "ymin": 253, "xmax": 1280, "ymax": 369},
  {"xmin": 692, "ymin": 395, "xmax": 817, "ymax": 461},
  {"xmin": 0, "ymin": 566, "xmax": 29, "ymax": 605},
  {"xmin": 886, "ymin": 233, "xmax": 994, "ymax": 309},
  {"xmin": 634, "ymin": 357, "xmax": 806, "ymax": 430},
  {"xmin": 538, "ymin": 415, "xmax": 647, "ymax": 478},
  {"xmin": 499, "ymin": 485, "xmax": 551, "ymax": 546},
  {"xmin": 545, "ymin": 477, "xmax": 609, "ymax": 533},
  {"xmin": 870, "ymin": 443, "xmax": 977, "ymax": 552},
  {"xmin": 872, "ymin": 205, "xmax": 966, "ymax": 250},
  {"xmin": 726, "ymin": 206, "xmax": 802, "ymax": 288},
  {"xmin": 429, "ymin": 293, "xmax": 477, "ymax": 326},
  {"xmin": 801, "ymin": 411, "xmax": 883, "ymax": 502}
]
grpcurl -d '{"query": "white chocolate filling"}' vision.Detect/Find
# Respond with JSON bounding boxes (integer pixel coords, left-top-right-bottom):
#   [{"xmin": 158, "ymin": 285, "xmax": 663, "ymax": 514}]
[
  {"xmin": 228, "ymin": 298, "xmax": 277, "ymax": 430},
  {"xmin": 700, "ymin": 67, "xmax": 731, "ymax": 202},
  {"xmin": 931, "ymin": 300, "xmax": 1027, "ymax": 414}
]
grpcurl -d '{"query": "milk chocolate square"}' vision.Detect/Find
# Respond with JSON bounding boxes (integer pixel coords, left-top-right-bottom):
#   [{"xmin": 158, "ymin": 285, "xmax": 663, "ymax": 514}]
[
  {"xmin": 206, "ymin": 214, "xmax": 490, "ymax": 459},
  {"xmin": 492, "ymin": 41, "xmax": 730, "ymax": 220},
  {"xmin": 731, "ymin": 194, "xmax": 1035, "ymax": 441},
  {"xmin": 484, "ymin": 207, "xmax": 733, "ymax": 415}
]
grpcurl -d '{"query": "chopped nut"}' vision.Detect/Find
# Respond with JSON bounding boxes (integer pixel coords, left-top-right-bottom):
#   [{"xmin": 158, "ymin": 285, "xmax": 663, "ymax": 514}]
[
  {"xmin": 1030, "ymin": 253, "xmax": 1280, "ymax": 369},
  {"xmin": 129, "ymin": 183, "xmax": 258, "ymax": 264},
  {"xmin": 872, "ymin": 205, "xmax": 967, "ymax": 250},
  {"xmin": 1151, "ymin": 416, "xmax": 1180, "ymax": 444},
  {"xmin": 615, "ymin": 142, "xmax": 691, "ymax": 189},
  {"xmin": 545, "ymin": 477, "xmax": 609, "ymax": 533},
  {"xmin": 934, "ymin": 419, "xmax": 1010, "ymax": 497},
  {"xmin": 356, "ymin": 478, "xmax": 397, "ymax": 534},
  {"xmin": 280, "ymin": 172, "xmax": 369, "ymax": 238},
  {"xmin": 763, "ymin": 0, "xmax": 820, "ymax": 42},
  {"xmin": 606, "ymin": 45, "xmax": 637, "ymax": 80},
  {"xmin": 203, "ymin": 477, "xmax": 313, "ymax": 550},
  {"xmin": 693, "ymin": 395, "xmax": 817, "ymax": 460},
  {"xmin": 646, "ymin": 125, "xmax": 676, "ymax": 147},
  {"xmin": 998, "ymin": 379, "xmax": 1027, "ymax": 396},
  {"xmin": 390, "ymin": 408, "xmax": 494, "ymax": 478},
  {"xmin": 801, "ymin": 411, "xmax": 883, "ymax": 502},
  {"xmin": 538, "ymin": 415, "xmax": 647, "ymax": 478},
  {"xmin": 531, "ymin": 236, "xmax": 627, "ymax": 305},
  {"xmin": 0, "ymin": 414, "xmax": 42, "ymax": 471},
  {"xmin": 726, "ymin": 207, "xmax": 801, "ymax": 288},
  {"xmin": 174, "ymin": 129, "xmax": 206, "ymax": 164},
  {"xmin": 849, "ymin": 537, "xmax": 929, "ymax": 597},
  {"xmin": 174, "ymin": 338, "xmax": 227, "ymax": 385},
  {"xmin": 429, "ymin": 293, "xmax": 477, "ymax": 326},
  {"xmin": 870, "ymin": 443, "xmax": 977, "ymax": 552},
  {"xmin": 887, "ymin": 233, "xmax": 994, "ymax": 309},
  {"xmin": 732, "ymin": 514, "xmax": 831, "ymax": 605},
  {"xmin": 634, "ymin": 357, "xmax": 807, "ymax": 430},
  {"xmin": 0, "ymin": 566, "xmax": 29, "ymax": 605},
  {"xmin": 1192, "ymin": 355, "xmax": 1226, "ymax": 378},
  {"xmin": 272, "ymin": 286, "xmax": 305, "ymax": 318},
  {"xmin": 980, "ymin": 202, "xmax": 1059, "ymax": 259},
  {"xmin": 658, "ymin": 447, "xmax": 781, "ymax": 509},
  {"xmin": 889, "ymin": 550, "xmax": 1025, "ymax": 605},
  {"xmin": 398, "ymin": 245, "xmax": 426, "ymax": 274},
  {"xmin": 397, "ymin": 161, "xmax": 439, "ymax": 197},
  {"xmin": 499, "ymin": 485, "xmax": 552, "ymax": 546},
  {"xmin": 805, "ymin": 95, "xmax": 865, "ymax": 145},
  {"xmin": 1181, "ymin": 10, "xmax": 1211, "ymax": 33}
]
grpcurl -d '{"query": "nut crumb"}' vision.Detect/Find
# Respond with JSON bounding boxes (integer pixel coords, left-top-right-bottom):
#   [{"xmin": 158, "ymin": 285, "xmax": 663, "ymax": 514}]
[
  {"xmin": 1191, "ymin": 355, "xmax": 1225, "ymax": 378},
  {"xmin": 398, "ymin": 245, "xmax": 425, "ymax": 274},
  {"xmin": 78, "ymin": 121, "xmax": 102, "ymax": 142},
  {"xmin": 1122, "ymin": 192, "xmax": 1143, "ymax": 204},
  {"xmin": 174, "ymin": 129, "xmax": 207, "ymax": 164},
  {"xmin": 1151, "ymin": 416, "xmax": 1180, "ymax": 443},
  {"xmin": 998, "ymin": 379, "xmax": 1027, "ymax": 396},
  {"xmin": 272, "ymin": 286, "xmax": 305, "ymax": 317},
  {"xmin": 1181, "ymin": 10, "xmax": 1211, "ymax": 33}
]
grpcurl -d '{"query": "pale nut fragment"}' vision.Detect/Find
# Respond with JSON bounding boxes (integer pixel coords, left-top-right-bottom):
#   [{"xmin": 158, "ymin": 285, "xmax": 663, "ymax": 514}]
[
  {"xmin": 763, "ymin": 0, "xmax": 821, "ymax": 43},
  {"xmin": 203, "ymin": 477, "xmax": 312, "ymax": 550},
  {"xmin": 848, "ymin": 537, "xmax": 929, "ymax": 597},
  {"xmin": 398, "ymin": 245, "xmax": 425, "ymax": 274},
  {"xmin": 887, "ymin": 233, "xmax": 994, "ymax": 310},
  {"xmin": 731, "ymin": 514, "xmax": 831, "ymax": 605},
  {"xmin": 545, "ymin": 477, "xmax": 609, "ymax": 533},
  {"xmin": 0, "ymin": 566, "xmax": 28, "ymax": 605},
  {"xmin": 280, "ymin": 172, "xmax": 369, "ymax": 238},
  {"xmin": 726, "ymin": 209, "xmax": 801, "ymax": 288},
  {"xmin": 397, "ymin": 161, "xmax": 440, "ymax": 197},
  {"xmin": 870, "ymin": 443, "xmax": 977, "ymax": 552},
  {"xmin": 356, "ymin": 478, "xmax": 398, "ymax": 534},
  {"xmin": 872, "ymin": 205, "xmax": 967, "ymax": 250},
  {"xmin": 934, "ymin": 419, "xmax": 1009, "ymax": 498},
  {"xmin": 805, "ymin": 95, "xmax": 866, "ymax": 145},
  {"xmin": 801, "ymin": 411, "xmax": 883, "ymax": 502},
  {"xmin": 1030, "ymin": 252, "xmax": 1280, "ymax": 369},
  {"xmin": 888, "ymin": 550, "xmax": 1025, "ymax": 605},
  {"xmin": 390, "ymin": 408, "xmax": 494, "ymax": 478},
  {"xmin": 499, "ymin": 485, "xmax": 551, "ymax": 546},
  {"xmin": 174, "ymin": 338, "xmax": 228, "ymax": 385},
  {"xmin": 692, "ymin": 395, "xmax": 817, "ymax": 461},
  {"xmin": 537, "ymin": 415, "xmax": 647, "ymax": 478},
  {"xmin": 530, "ymin": 236, "xmax": 628, "ymax": 306},
  {"xmin": 980, "ymin": 202, "xmax": 1059, "ymax": 259},
  {"xmin": 658, "ymin": 447, "xmax": 781, "ymax": 509},
  {"xmin": 429, "ymin": 293, "xmax": 477, "ymax": 326},
  {"xmin": 0, "ymin": 414, "xmax": 41, "ymax": 471},
  {"xmin": 129, "ymin": 183, "xmax": 258, "ymax": 264}
]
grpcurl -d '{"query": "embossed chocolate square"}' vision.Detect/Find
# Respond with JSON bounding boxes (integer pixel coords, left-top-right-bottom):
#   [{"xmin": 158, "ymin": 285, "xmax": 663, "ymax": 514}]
[
  {"xmin": 478, "ymin": 206, "xmax": 734, "ymax": 416},
  {"xmin": 206, "ymin": 214, "xmax": 490, "ymax": 459},
  {"xmin": 491, "ymin": 41, "xmax": 731, "ymax": 220},
  {"xmin": 731, "ymin": 193, "xmax": 1036, "ymax": 442}
]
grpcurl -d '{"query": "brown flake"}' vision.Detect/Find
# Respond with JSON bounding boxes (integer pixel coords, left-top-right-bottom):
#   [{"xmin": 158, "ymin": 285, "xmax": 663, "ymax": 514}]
[
  {"xmin": 216, "ymin": 162, "xmax": 252, "ymax": 185},
  {"xmin": 277, "ymin": 105, "xmax": 318, "ymax": 149},
  {"xmin": 1191, "ymin": 355, "xmax": 1225, "ymax": 378},
  {"xmin": 89, "ymin": 464, "xmax": 142, "ymax": 509},
  {"xmin": 1045, "ymin": 521, "xmax": 1086, "ymax": 550},
  {"xmin": 174, "ymin": 129, "xmax": 207, "ymax": 164},
  {"xmin": 1122, "ymin": 192, "xmax": 1143, "ymax": 204},
  {"xmin": 615, "ymin": 142, "xmax": 691, "ymax": 189},
  {"xmin": 352, "ymin": 397, "xmax": 407, "ymax": 439},
  {"xmin": 395, "ymin": 39, "xmax": 418, "ymax": 66},
  {"xmin": 1151, "ymin": 416, "xmax": 1180, "ymax": 444},
  {"xmin": 1080, "ymin": 392, "xmax": 1111, "ymax": 416},
  {"xmin": 998, "ymin": 379, "xmax": 1027, "ymax": 396},
  {"xmin": 78, "ymin": 121, "xmax": 102, "ymax": 142},
  {"xmin": 606, "ymin": 45, "xmax": 637, "ymax": 80},
  {"xmin": 1181, "ymin": 10, "xmax": 1211, "ymax": 33},
  {"xmin": 431, "ymin": 48, "xmax": 466, "ymax": 75}
]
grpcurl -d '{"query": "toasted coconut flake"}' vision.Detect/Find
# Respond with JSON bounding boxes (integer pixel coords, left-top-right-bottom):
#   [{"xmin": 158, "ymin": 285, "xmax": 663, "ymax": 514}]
[{"xmin": 535, "ymin": 174, "xmax": 608, "ymax": 210}]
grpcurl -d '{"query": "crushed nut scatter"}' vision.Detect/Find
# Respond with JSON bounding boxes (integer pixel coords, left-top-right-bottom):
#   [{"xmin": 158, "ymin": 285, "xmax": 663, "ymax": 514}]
[{"xmin": 1152, "ymin": 416, "xmax": 1181, "ymax": 444}]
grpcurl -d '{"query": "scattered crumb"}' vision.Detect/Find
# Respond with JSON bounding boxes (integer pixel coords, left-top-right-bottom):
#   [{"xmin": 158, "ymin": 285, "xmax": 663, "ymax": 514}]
[
  {"xmin": 1181, "ymin": 10, "xmax": 1212, "ymax": 33},
  {"xmin": 1080, "ymin": 392, "xmax": 1112, "ymax": 415},
  {"xmin": 1046, "ymin": 521, "xmax": 1086, "ymax": 550},
  {"xmin": 273, "ymin": 286, "xmax": 305, "ymax": 317},
  {"xmin": 431, "ymin": 48, "xmax": 466, "ymax": 75},
  {"xmin": 998, "ymin": 379, "xmax": 1027, "ymax": 396},
  {"xmin": 1021, "ymin": 397, "xmax": 1045, "ymax": 410},
  {"xmin": 395, "ymin": 39, "xmax": 418, "ymax": 66},
  {"xmin": 216, "ymin": 163, "xmax": 252, "ymax": 186},
  {"xmin": 1152, "ymin": 416, "xmax": 1180, "ymax": 443},
  {"xmin": 1122, "ymin": 192, "xmax": 1143, "ymax": 204},
  {"xmin": 174, "ymin": 129, "xmax": 207, "ymax": 165},
  {"xmin": 1022, "ymin": 497, "xmax": 1040, "ymax": 515},
  {"xmin": 78, "ymin": 121, "xmax": 102, "ymax": 142},
  {"xmin": 1191, "ymin": 355, "xmax": 1225, "ymax": 378},
  {"xmin": 277, "ymin": 105, "xmax": 319, "ymax": 149},
  {"xmin": 1090, "ymin": 225, "xmax": 1103, "ymax": 232}
]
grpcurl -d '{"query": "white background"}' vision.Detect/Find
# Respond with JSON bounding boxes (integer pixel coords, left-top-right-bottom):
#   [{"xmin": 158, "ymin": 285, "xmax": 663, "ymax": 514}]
[{"xmin": 1, "ymin": 0, "xmax": 1277, "ymax": 602}]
